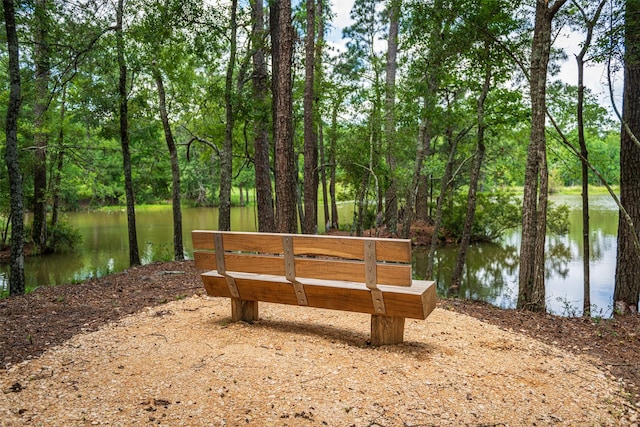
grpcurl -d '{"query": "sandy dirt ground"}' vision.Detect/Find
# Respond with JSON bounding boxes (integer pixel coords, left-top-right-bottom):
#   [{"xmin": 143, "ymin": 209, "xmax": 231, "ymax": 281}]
[{"xmin": 1, "ymin": 292, "xmax": 635, "ymax": 426}]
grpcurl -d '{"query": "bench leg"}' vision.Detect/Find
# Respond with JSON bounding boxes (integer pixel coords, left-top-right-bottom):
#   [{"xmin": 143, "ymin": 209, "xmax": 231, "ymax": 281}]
[
  {"xmin": 370, "ymin": 315, "xmax": 405, "ymax": 346},
  {"xmin": 231, "ymin": 299, "xmax": 259, "ymax": 322}
]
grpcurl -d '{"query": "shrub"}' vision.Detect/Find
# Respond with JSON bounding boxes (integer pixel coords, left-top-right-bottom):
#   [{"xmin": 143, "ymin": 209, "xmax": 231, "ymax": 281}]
[
  {"xmin": 441, "ymin": 191, "xmax": 522, "ymax": 242},
  {"xmin": 47, "ymin": 219, "xmax": 83, "ymax": 252}
]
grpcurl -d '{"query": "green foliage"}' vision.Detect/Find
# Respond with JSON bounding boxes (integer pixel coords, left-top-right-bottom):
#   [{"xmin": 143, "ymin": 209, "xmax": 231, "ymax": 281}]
[
  {"xmin": 441, "ymin": 191, "xmax": 522, "ymax": 242},
  {"xmin": 0, "ymin": 0, "xmax": 622, "ymax": 243},
  {"xmin": 47, "ymin": 219, "xmax": 83, "ymax": 252},
  {"xmin": 546, "ymin": 202, "xmax": 570, "ymax": 235}
]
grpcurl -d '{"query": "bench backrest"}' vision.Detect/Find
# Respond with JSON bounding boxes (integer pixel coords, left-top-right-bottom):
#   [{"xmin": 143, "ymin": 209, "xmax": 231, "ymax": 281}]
[{"xmin": 192, "ymin": 231, "xmax": 412, "ymax": 287}]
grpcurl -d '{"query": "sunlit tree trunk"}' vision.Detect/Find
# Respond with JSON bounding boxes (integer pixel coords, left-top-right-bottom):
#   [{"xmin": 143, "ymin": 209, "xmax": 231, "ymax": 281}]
[
  {"xmin": 3, "ymin": 0, "xmax": 25, "ymax": 295},
  {"xmin": 383, "ymin": 0, "xmax": 400, "ymax": 235},
  {"xmin": 272, "ymin": 0, "xmax": 297, "ymax": 233},
  {"xmin": 315, "ymin": 0, "xmax": 328, "ymax": 230},
  {"xmin": 116, "ymin": 0, "xmax": 140, "ymax": 266},
  {"xmin": 154, "ymin": 67, "xmax": 184, "ymax": 260},
  {"xmin": 614, "ymin": 0, "xmax": 640, "ymax": 315},
  {"xmin": 517, "ymin": 0, "xmax": 567, "ymax": 312},
  {"xmin": 303, "ymin": 0, "xmax": 318, "ymax": 234},
  {"xmin": 219, "ymin": 0, "xmax": 238, "ymax": 232},
  {"xmin": 251, "ymin": 0, "xmax": 275, "ymax": 232}
]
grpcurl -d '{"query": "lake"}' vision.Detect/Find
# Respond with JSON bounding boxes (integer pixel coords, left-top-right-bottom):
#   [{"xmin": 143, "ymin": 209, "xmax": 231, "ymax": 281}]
[{"xmin": 0, "ymin": 194, "xmax": 621, "ymax": 317}]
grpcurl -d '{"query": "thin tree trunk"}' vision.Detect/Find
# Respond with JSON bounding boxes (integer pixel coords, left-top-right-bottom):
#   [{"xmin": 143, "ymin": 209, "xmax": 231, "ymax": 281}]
[
  {"xmin": 383, "ymin": 0, "xmax": 400, "ymax": 235},
  {"xmin": 154, "ymin": 68, "xmax": 184, "ymax": 260},
  {"xmin": 219, "ymin": 0, "xmax": 238, "ymax": 232},
  {"xmin": 402, "ymin": 96, "xmax": 433, "ymax": 238},
  {"xmin": 303, "ymin": 0, "xmax": 318, "ymax": 234},
  {"xmin": 517, "ymin": 0, "xmax": 567, "ymax": 312},
  {"xmin": 355, "ymin": 170, "xmax": 370, "ymax": 236},
  {"xmin": 116, "ymin": 0, "xmax": 140, "ymax": 266},
  {"xmin": 329, "ymin": 97, "xmax": 339, "ymax": 229},
  {"xmin": 272, "ymin": 0, "xmax": 297, "ymax": 233},
  {"xmin": 3, "ymin": 0, "xmax": 25, "ymax": 295},
  {"xmin": 315, "ymin": 0, "xmax": 328, "ymax": 230},
  {"xmin": 614, "ymin": 0, "xmax": 640, "ymax": 315},
  {"xmin": 319, "ymin": 125, "xmax": 329, "ymax": 229},
  {"xmin": 251, "ymin": 0, "xmax": 275, "ymax": 232},
  {"xmin": 415, "ymin": 174, "xmax": 429, "ymax": 221},
  {"xmin": 296, "ymin": 152, "xmax": 305, "ymax": 230},
  {"xmin": 574, "ymin": 0, "xmax": 606, "ymax": 315},
  {"xmin": 450, "ymin": 58, "xmax": 491, "ymax": 294},
  {"xmin": 32, "ymin": 0, "xmax": 49, "ymax": 251},
  {"xmin": 51, "ymin": 85, "xmax": 66, "ymax": 228},
  {"xmin": 426, "ymin": 129, "xmax": 458, "ymax": 278}
]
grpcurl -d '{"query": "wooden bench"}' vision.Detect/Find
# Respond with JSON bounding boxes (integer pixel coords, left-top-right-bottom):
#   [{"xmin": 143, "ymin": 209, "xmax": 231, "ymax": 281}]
[{"xmin": 192, "ymin": 231, "xmax": 436, "ymax": 346}]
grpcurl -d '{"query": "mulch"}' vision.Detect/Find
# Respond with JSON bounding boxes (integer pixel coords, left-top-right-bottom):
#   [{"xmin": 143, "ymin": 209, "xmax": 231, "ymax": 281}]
[{"xmin": 1, "ymin": 260, "xmax": 639, "ymax": 407}]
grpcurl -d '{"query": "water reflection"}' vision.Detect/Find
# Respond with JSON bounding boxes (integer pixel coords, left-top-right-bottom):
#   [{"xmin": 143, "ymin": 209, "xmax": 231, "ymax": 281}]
[
  {"xmin": 416, "ymin": 242, "xmax": 520, "ymax": 309},
  {"xmin": 0, "ymin": 202, "xmax": 354, "ymax": 292},
  {"xmin": 429, "ymin": 194, "xmax": 619, "ymax": 317}
]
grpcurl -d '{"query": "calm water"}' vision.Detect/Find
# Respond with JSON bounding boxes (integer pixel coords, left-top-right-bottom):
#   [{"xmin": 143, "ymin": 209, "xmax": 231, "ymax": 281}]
[
  {"xmin": 416, "ymin": 194, "xmax": 620, "ymax": 317},
  {"xmin": 1, "ymin": 195, "xmax": 620, "ymax": 316}
]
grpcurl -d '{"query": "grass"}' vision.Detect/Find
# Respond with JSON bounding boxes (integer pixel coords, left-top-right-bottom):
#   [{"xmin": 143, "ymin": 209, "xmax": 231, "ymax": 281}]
[
  {"xmin": 98, "ymin": 203, "xmax": 178, "ymax": 213},
  {"xmin": 558, "ymin": 185, "xmax": 619, "ymax": 195}
]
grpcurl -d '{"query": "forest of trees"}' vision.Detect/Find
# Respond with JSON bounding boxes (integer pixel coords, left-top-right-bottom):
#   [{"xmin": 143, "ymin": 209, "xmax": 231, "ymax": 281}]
[{"xmin": 1, "ymin": 0, "xmax": 639, "ymax": 315}]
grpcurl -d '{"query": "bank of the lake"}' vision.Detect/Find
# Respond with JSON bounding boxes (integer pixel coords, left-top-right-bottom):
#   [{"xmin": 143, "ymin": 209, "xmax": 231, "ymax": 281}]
[{"xmin": 1, "ymin": 194, "xmax": 622, "ymax": 316}]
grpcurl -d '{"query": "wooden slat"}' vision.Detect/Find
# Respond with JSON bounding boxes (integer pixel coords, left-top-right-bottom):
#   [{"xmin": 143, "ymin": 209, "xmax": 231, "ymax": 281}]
[
  {"xmin": 192, "ymin": 231, "xmax": 212, "ymax": 250},
  {"xmin": 201, "ymin": 272, "xmax": 435, "ymax": 319},
  {"xmin": 294, "ymin": 258, "xmax": 411, "ymax": 286},
  {"xmin": 194, "ymin": 252, "xmax": 411, "ymax": 286},
  {"xmin": 193, "ymin": 251, "xmax": 218, "ymax": 270},
  {"xmin": 192, "ymin": 230, "xmax": 411, "ymax": 263},
  {"xmin": 375, "ymin": 239, "xmax": 411, "ymax": 263},
  {"xmin": 291, "ymin": 235, "xmax": 410, "ymax": 262}
]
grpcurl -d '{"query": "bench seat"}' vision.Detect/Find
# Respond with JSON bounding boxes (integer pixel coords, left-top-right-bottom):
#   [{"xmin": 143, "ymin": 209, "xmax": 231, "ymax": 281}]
[
  {"xmin": 201, "ymin": 271, "xmax": 435, "ymax": 319},
  {"xmin": 193, "ymin": 230, "xmax": 436, "ymax": 345}
]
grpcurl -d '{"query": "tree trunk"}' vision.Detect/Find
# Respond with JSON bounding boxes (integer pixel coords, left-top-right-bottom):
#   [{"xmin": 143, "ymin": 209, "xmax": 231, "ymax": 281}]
[
  {"xmin": 402, "ymin": 95, "xmax": 434, "ymax": 238},
  {"xmin": 272, "ymin": 0, "xmax": 297, "ymax": 233},
  {"xmin": 415, "ymin": 174, "xmax": 429, "ymax": 221},
  {"xmin": 574, "ymin": 1, "xmax": 606, "ymax": 315},
  {"xmin": 3, "ymin": 0, "xmax": 25, "ymax": 295},
  {"xmin": 32, "ymin": 0, "xmax": 50, "ymax": 251},
  {"xmin": 426, "ymin": 129, "xmax": 458, "ymax": 278},
  {"xmin": 251, "ymin": 0, "xmax": 275, "ymax": 232},
  {"xmin": 383, "ymin": 0, "xmax": 400, "ymax": 236},
  {"xmin": 219, "ymin": 0, "xmax": 238, "ymax": 232},
  {"xmin": 296, "ymin": 152, "xmax": 305, "ymax": 230},
  {"xmin": 116, "ymin": 0, "xmax": 140, "ymax": 267},
  {"xmin": 154, "ymin": 68, "xmax": 184, "ymax": 261},
  {"xmin": 355, "ymin": 170, "xmax": 370, "ymax": 236},
  {"xmin": 319, "ymin": 125, "xmax": 329, "ymax": 229},
  {"xmin": 517, "ymin": 0, "xmax": 567, "ymax": 312},
  {"xmin": 614, "ymin": 0, "xmax": 640, "ymax": 315},
  {"xmin": 329, "ymin": 96, "xmax": 339, "ymax": 229},
  {"xmin": 315, "ymin": 0, "xmax": 328, "ymax": 230},
  {"xmin": 450, "ymin": 58, "xmax": 491, "ymax": 294},
  {"xmin": 51, "ymin": 85, "xmax": 66, "ymax": 228},
  {"xmin": 302, "ymin": 0, "xmax": 318, "ymax": 234}
]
